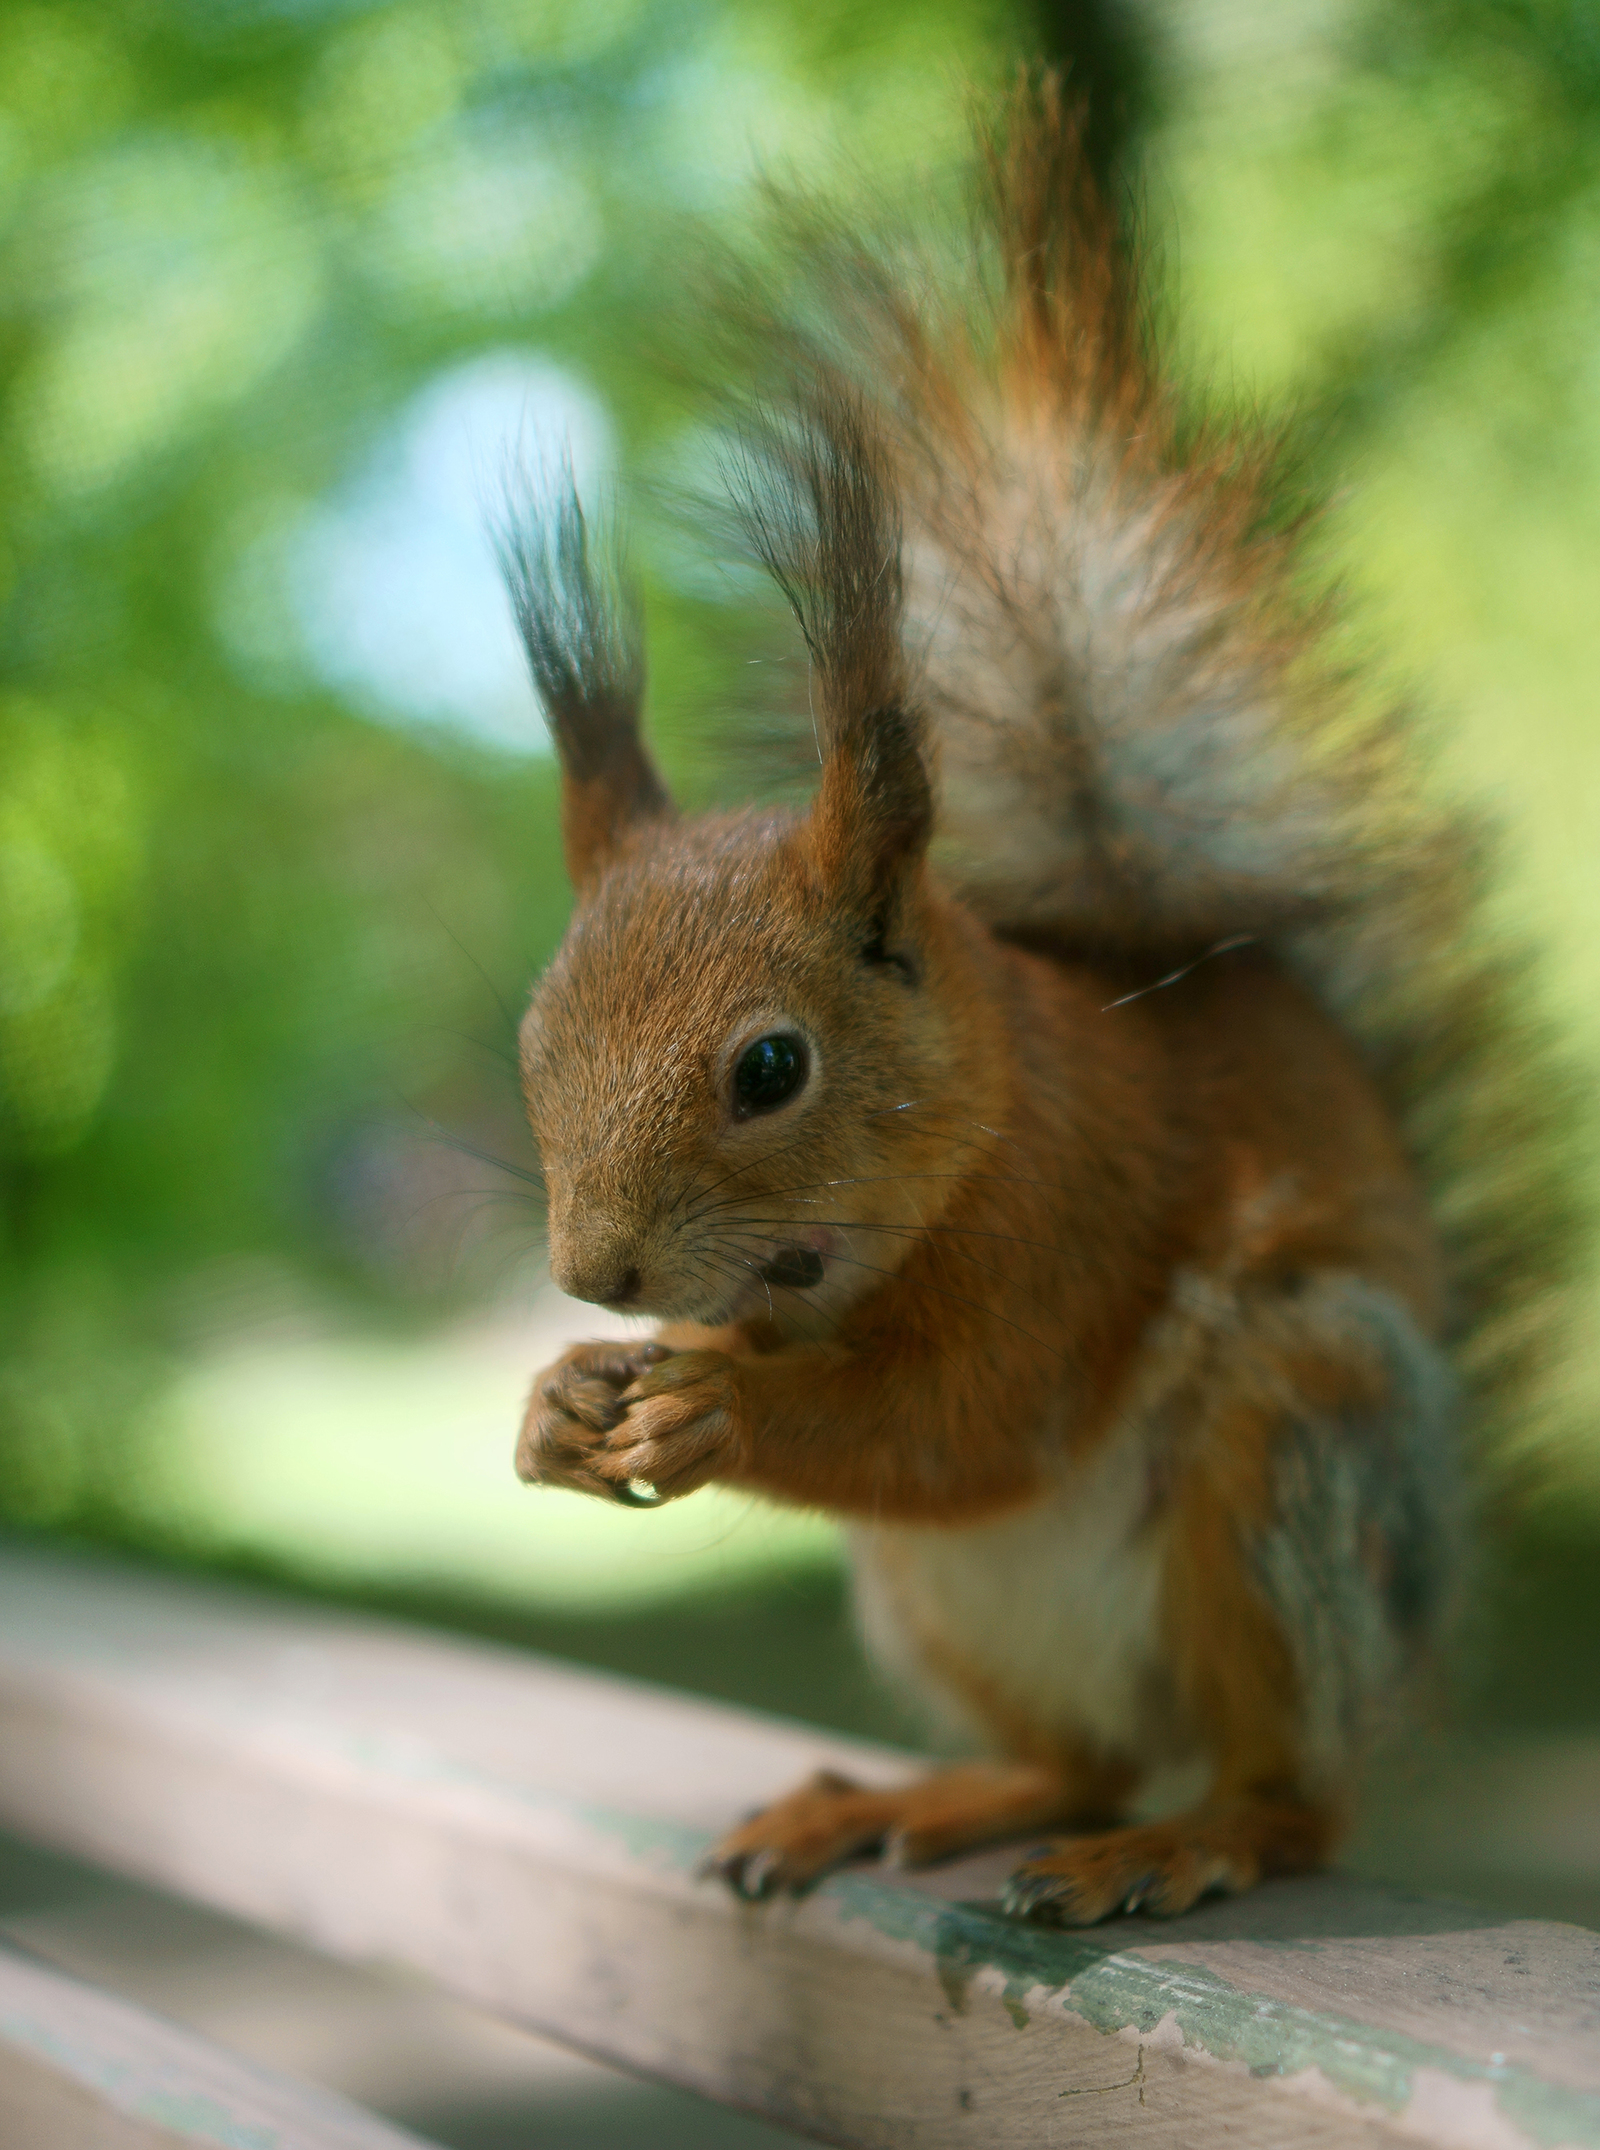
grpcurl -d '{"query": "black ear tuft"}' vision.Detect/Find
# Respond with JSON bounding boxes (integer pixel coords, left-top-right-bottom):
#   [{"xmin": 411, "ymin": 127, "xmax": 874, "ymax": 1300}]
[
  {"xmin": 496, "ymin": 466, "xmax": 671, "ymax": 886},
  {"xmin": 726, "ymin": 379, "xmax": 906, "ymax": 739},
  {"xmin": 726, "ymin": 380, "xmax": 931, "ymax": 906}
]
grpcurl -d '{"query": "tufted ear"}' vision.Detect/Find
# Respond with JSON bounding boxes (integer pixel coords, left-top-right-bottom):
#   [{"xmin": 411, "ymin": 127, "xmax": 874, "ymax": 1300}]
[
  {"xmin": 499, "ymin": 474, "xmax": 671, "ymax": 889},
  {"xmin": 730, "ymin": 381, "xmax": 931, "ymax": 945}
]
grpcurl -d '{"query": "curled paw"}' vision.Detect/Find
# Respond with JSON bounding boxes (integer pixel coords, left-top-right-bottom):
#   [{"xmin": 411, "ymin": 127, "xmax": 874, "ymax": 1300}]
[
  {"xmin": 596, "ymin": 1349, "xmax": 748, "ymax": 1501},
  {"xmin": 1001, "ymin": 1821, "xmax": 1251, "ymax": 1926},
  {"xmin": 516, "ymin": 1340, "xmax": 674, "ymax": 1497}
]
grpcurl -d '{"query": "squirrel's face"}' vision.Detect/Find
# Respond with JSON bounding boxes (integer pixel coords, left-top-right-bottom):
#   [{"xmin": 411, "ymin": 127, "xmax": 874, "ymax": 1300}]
[
  {"xmin": 521, "ymin": 812, "xmax": 992, "ymax": 1331},
  {"xmin": 505, "ymin": 392, "xmax": 970, "ymax": 1327}
]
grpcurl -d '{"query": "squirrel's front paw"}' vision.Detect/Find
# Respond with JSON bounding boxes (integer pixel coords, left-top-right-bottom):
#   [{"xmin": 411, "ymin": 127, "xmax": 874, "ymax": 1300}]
[
  {"xmin": 517, "ymin": 1340, "xmax": 674, "ymax": 1499},
  {"xmin": 598, "ymin": 1351, "xmax": 748, "ymax": 1501}
]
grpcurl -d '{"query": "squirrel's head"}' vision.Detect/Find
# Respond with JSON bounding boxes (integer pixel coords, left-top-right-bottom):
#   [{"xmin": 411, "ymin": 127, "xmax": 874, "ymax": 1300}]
[{"xmin": 506, "ymin": 391, "xmax": 995, "ymax": 1328}]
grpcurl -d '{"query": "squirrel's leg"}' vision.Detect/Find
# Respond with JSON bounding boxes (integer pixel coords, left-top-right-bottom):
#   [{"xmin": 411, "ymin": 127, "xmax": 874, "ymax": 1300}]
[
  {"xmin": 998, "ymin": 1464, "xmax": 1331, "ymax": 1924},
  {"xmin": 1001, "ymin": 1279, "xmax": 1459, "ymax": 1925},
  {"xmin": 702, "ymin": 1749, "xmax": 1135, "ymax": 1900}
]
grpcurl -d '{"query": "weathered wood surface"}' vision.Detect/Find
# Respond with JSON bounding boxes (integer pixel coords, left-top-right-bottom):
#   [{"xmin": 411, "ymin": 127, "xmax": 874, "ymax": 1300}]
[
  {"xmin": 0, "ymin": 1935, "xmax": 440, "ymax": 2149},
  {"xmin": 0, "ymin": 1542, "xmax": 1595, "ymax": 2150}
]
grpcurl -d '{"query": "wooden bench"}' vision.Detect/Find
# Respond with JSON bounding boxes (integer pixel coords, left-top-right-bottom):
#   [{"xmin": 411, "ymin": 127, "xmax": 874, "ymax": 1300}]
[
  {"xmin": 0, "ymin": 1541, "xmax": 1594, "ymax": 2148},
  {"xmin": 0, "ymin": 1936, "xmax": 436, "ymax": 2149}
]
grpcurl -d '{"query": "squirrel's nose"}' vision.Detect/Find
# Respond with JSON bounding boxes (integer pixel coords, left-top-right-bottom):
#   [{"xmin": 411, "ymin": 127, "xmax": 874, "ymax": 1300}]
[
  {"xmin": 551, "ymin": 1244, "xmax": 642, "ymax": 1309},
  {"xmin": 604, "ymin": 1266, "xmax": 642, "ymax": 1307}
]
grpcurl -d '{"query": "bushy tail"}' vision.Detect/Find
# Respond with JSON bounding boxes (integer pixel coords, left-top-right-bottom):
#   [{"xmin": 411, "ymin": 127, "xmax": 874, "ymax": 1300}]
[{"xmin": 728, "ymin": 72, "xmax": 1585, "ymax": 1467}]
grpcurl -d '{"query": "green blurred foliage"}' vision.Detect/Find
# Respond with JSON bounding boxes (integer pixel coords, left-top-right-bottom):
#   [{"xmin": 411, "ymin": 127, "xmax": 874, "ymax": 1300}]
[
  {"xmin": 1, "ymin": 0, "xmax": 1597, "ymax": 1537},
  {"xmin": 1153, "ymin": 0, "xmax": 1600, "ymax": 1483},
  {"xmin": 0, "ymin": 0, "xmax": 1040, "ymax": 1529}
]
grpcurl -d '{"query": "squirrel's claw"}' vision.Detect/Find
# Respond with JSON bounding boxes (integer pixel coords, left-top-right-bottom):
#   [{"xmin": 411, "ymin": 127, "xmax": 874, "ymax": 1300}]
[
  {"xmin": 1002, "ymin": 1823, "xmax": 1246, "ymax": 1926},
  {"xmin": 697, "ymin": 1844, "xmax": 791, "ymax": 1901},
  {"xmin": 1000, "ymin": 1864, "xmax": 1101, "ymax": 1924},
  {"xmin": 698, "ymin": 1769, "xmax": 892, "ymax": 1899}
]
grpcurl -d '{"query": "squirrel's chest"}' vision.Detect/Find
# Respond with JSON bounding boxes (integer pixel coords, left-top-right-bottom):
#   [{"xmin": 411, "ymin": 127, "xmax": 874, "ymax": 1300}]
[{"xmin": 846, "ymin": 1428, "xmax": 1182, "ymax": 1766}]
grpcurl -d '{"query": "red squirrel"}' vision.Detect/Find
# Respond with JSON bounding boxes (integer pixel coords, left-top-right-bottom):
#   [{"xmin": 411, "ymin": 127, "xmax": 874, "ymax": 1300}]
[{"xmin": 498, "ymin": 78, "xmax": 1569, "ymax": 1924}]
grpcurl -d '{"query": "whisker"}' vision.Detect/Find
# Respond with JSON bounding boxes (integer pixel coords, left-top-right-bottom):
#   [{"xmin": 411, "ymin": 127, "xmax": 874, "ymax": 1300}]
[
  {"xmin": 746, "ymin": 1254, "xmax": 776, "ymax": 1320},
  {"xmin": 424, "ymin": 899, "xmax": 525, "ymax": 1045},
  {"xmin": 712, "ymin": 1215, "xmax": 1072, "ymax": 1257},
  {"xmin": 697, "ymin": 1230, "xmax": 1018, "ymax": 1378},
  {"xmin": 1100, "ymin": 933, "xmax": 1257, "ymax": 1013},
  {"xmin": 700, "ymin": 1216, "xmax": 1073, "ymax": 1331},
  {"xmin": 401, "ymin": 1105, "xmax": 548, "ymax": 1190},
  {"xmin": 865, "ymin": 1097, "xmax": 1140, "ymax": 1201},
  {"xmin": 701, "ymin": 1227, "xmax": 1068, "ymax": 1363},
  {"xmin": 401, "ymin": 1185, "xmax": 544, "ymax": 1222},
  {"xmin": 418, "ymin": 1026, "xmax": 521, "ymax": 1076},
  {"xmin": 693, "ymin": 1170, "xmax": 1072, "ymax": 1220},
  {"xmin": 703, "ymin": 1230, "xmax": 967, "ymax": 1361},
  {"xmin": 867, "ymin": 1100, "xmax": 1038, "ymax": 1164},
  {"xmin": 676, "ymin": 1123, "xmax": 830, "ymax": 1224}
]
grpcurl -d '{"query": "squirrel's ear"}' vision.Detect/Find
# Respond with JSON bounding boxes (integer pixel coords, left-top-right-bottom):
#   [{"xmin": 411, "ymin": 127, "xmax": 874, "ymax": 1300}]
[
  {"xmin": 498, "ymin": 474, "xmax": 671, "ymax": 888},
  {"xmin": 731, "ymin": 381, "xmax": 931, "ymax": 920}
]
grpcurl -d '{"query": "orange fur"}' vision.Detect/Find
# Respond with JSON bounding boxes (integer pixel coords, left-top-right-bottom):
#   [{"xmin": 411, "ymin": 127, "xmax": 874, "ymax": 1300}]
[
  {"xmin": 703, "ymin": 1759, "xmax": 1130, "ymax": 1898},
  {"xmin": 498, "ymin": 76, "xmax": 1509, "ymax": 1924}
]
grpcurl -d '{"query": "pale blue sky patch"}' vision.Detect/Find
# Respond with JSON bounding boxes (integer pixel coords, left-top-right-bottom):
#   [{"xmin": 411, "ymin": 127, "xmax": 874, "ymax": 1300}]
[{"xmin": 290, "ymin": 350, "xmax": 611, "ymax": 752}]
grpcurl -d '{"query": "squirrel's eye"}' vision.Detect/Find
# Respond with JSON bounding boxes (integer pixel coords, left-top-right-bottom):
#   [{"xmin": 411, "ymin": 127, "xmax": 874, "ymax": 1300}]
[{"xmin": 733, "ymin": 1033, "xmax": 808, "ymax": 1116}]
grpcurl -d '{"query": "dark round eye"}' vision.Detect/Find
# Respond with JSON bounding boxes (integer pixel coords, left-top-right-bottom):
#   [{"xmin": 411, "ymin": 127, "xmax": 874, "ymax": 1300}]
[{"xmin": 733, "ymin": 1033, "xmax": 809, "ymax": 1116}]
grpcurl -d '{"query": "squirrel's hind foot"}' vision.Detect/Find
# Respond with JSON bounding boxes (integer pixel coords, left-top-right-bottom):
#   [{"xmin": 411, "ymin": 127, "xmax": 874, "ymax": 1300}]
[{"xmin": 1001, "ymin": 1800, "xmax": 1336, "ymax": 1926}]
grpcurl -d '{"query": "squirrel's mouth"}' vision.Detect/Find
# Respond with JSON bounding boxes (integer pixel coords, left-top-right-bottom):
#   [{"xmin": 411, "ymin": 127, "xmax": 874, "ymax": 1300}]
[{"xmin": 758, "ymin": 1244, "xmax": 826, "ymax": 1291}]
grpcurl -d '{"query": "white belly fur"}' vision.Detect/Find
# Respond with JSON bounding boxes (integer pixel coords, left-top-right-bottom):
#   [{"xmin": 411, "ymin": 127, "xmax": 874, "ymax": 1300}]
[{"xmin": 847, "ymin": 1421, "xmax": 1196, "ymax": 1779}]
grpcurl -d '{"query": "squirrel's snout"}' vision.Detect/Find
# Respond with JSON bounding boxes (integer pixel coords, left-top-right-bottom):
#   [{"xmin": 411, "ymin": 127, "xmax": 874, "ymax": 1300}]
[
  {"xmin": 549, "ymin": 1231, "xmax": 645, "ymax": 1310},
  {"xmin": 600, "ymin": 1265, "xmax": 643, "ymax": 1308},
  {"xmin": 559, "ymin": 1261, "xmax": 642, "ymax": 1310}
]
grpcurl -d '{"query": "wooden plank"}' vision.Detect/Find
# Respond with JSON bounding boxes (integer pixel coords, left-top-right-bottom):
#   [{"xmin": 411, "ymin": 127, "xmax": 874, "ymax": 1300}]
[
  {"xmin": 0, "ymin": 1542, "xmax": 1594, "ymax": 2150},
  {"xmin": 0, "ymin": 1935, "xmax": 440, "ymax": 2149}
]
